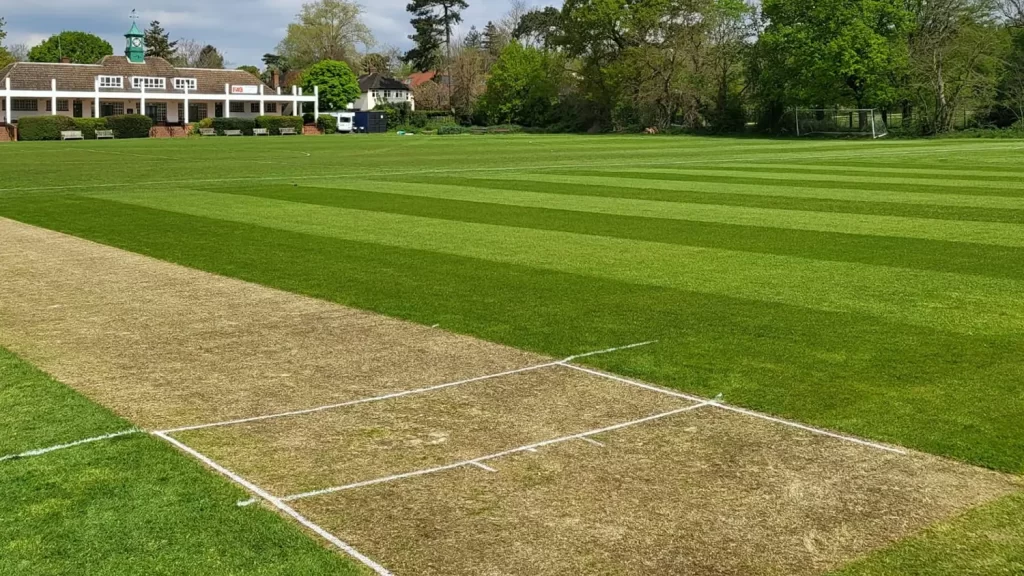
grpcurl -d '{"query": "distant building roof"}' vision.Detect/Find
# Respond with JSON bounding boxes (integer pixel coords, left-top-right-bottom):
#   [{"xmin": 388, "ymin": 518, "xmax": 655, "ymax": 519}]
[
  {"xmin": 405, "ymin": 71, "xmax": 436, "ymax": 88},
  {"xmin": 358, "ymin": 73, "xmax": 409, "ymax": 93},
  {"xmin": 0, "ymin": 56, "xmax": 274, "ymax": 94}
]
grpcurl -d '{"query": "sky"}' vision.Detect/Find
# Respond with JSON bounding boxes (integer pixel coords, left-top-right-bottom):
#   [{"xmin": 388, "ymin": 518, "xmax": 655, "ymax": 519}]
[{"xmin": 0, "ymin": 0, "xmax": 557, "ymax": 67}]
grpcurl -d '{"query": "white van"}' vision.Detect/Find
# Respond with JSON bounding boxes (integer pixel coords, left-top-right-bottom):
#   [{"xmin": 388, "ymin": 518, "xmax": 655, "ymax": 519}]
[{"xmin": 325, "ymin": 112, "xmax": 355, "ymax": 134}]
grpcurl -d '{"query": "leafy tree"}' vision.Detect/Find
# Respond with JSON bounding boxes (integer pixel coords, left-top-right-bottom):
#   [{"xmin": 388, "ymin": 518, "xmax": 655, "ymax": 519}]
[
  {"xmin": 759, "ymin": 0, "xmax": 912, "ymax": 110},
  {"xmin": 362, "ymin": 52, "xmax": 394, "ymax": 75},
  {"xmin": 482, "ymin": 21, "xmax": 509, "ymax": 59},
  {"xmin": 237, "ymin": 65, "xmax": 262, "ymax": 79},
  {"xmin": 405, "ymin": 15, "xmax": 444, "ymax": 71},
  {"xmin": 0, "ymin": 17, "xmax": 6, "ymax": 44},
  {"xmin": 197, "ymin": 45, "xmax": 225, "ymax": 69},
  {"xmin": 479, "ymin": 42, "xmax": 562, "ymax": 126},
  {"xmin": 277, "ymin": 0, "xmax": 375, "ymax": 69},
  {"xmin": 464, "ymin": 26, "xmax": 483, "ymax": 49},
  {"xmin": 144, "ymin": 20, "xmax": 177, "ymax": 59},
  {"xmin": 513, "ymin": 7, "xmax": 563, "ymax": 49},
  {"xmin": 406, "ymin": 0, "xmax": 468, "ymax": 67},
  {"xmin": 28, "ymin": 31, "xmax": 113, "ymax": 64},
  {"xmin": 0, "ymin": 20, "xmax": 11, "ymax": 69},
  {"xmin": 302, "ymin": 59, "xmax": 361, "ymax": 111}
]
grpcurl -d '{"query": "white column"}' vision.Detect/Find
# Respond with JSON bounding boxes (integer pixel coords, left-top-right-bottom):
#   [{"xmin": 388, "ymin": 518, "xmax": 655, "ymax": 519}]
[
  {"xmin": 93, "ymin": 78, "xmax": 100, "ymax": 118},
  {"xmin": 184, "ymin": 87, "xmax": 190, "ymax": 125},
  {"xmin": 259, "ymin": 85, "xmax": 265, "ymax": 116},
  {"xmin": 292, "ymin": 85, "xmax": 299, "ymax": 118},
  {"xmin": 4, "ymin": 78, "xmax": 10, "ymax": 124},
  {"xmin": 51, "ymin": 79, "xmax": 57, "ymax": 116},
  {"xmin": 314, "ymin": 86, "xmax": 319, "ymax": 118},
  {"xmin": 140, "ymin": 85, "xmax": 146, "ymax": 118},
  {"xmin": 224, "ymin": 83, "xmax": 230, "ymax": 118}
]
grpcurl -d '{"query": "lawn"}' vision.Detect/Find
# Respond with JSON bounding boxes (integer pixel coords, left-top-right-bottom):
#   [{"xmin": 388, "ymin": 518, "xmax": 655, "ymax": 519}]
[{"xmin": 1, "ymin": 133, "xmax": 1022, "ymax": 573}]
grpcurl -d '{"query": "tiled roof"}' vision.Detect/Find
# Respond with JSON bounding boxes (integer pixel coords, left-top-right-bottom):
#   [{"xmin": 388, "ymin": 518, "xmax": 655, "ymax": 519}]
[
  {"xmin": 358, "ymin": 73, "xmax": 410, "ymax": 93},
  {"xmin": 0, "ymin": 56, "xmax": 275, "ymax": 95}
]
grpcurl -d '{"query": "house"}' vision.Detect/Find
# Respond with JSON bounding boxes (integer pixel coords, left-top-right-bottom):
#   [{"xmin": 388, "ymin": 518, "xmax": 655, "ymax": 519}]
[
  {"xmin": 405, "ymin": 70, "xmax": 449, "ymax": 89},
  {"xmin": 354, "ymin": 73, "xmax": 414, "ymax": 111},
  {"xmin": 0, "ymin": 19, "xmax": 320, "ymax": 127}
]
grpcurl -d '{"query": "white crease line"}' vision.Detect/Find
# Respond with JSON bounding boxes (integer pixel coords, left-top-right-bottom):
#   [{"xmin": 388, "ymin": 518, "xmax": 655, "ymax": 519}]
[
  {"xmin": 471, "ymin": 462, "xmax": 497, "ymax": 472},
  {"xmin": 161, "ymin": 341, "xmax": 655, "ymax": 434},
  {"xmin": 563, "ymin": 363, "xmax": 907, "ymax": 455},
  {"xmin": 5, "ymin": 143, "xmax": 1023, "ymax": 194},
  {"xmin": 283, "ymin": 402, "xmax": 711, "ymax": 502},
  {"xmin": 580, "ymin": 437, "xmax": 605, "ymax": 447},
  {"xmin": 236, "ymin": 498, "xmax": 257, "ymax": 507},
  {"xmin": 0, "ymin": 429, "xmax": 141, "ymax": 463},
  {"xmin": 153, "ymin": 431, "xmax": 393, "ymax": 576}
]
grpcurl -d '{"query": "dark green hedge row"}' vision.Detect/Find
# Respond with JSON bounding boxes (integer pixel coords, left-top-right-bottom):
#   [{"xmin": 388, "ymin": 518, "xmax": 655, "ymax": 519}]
[
  {"xmin": 211, "ymin": 117, "xmax": 256, "ymax": 135},
  {"xmin": 73, "ymin": 118, "xmax": 108, "ymax": 140},
  {"xmin": 105, "ymin": 115, "xmax": 153, "ymax": 139},
  {"xmin": 255, "ymin": 116, "xmax": 304, "ymax": 135},
  {"xmin": 317, "ymin": 115, "xmax": 337, "ymax": 135},
  {"xmin": 16, "ymin": 116, "xmax": 77, "ymax": 141}
]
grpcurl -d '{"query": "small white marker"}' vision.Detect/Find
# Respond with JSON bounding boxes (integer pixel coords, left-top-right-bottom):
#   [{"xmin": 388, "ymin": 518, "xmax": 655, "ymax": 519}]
[
  {"xmin": 471, "ymin": 462, "xmax": 497, "ymax": 473},
  {"xmin": 580, "ymin": 437, "xmax": 605, "ymax": 448},
  {"xmin": 525, "ymin": 448, "xmax": 539, "ymax": 453},
  {"xmin": 237, "ymin": 498, "xmax": 257, "ymax": 507}
]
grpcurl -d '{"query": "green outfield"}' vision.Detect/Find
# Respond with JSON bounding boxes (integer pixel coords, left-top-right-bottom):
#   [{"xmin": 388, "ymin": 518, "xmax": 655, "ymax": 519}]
[{"xmin": 1, "ymin": 134, "xmax": 1023, "ymax": 574}]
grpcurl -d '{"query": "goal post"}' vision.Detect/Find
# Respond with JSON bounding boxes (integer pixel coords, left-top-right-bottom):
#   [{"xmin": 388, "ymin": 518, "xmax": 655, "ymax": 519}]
[{"xmin": 794, "ymin": 108, "xmax": 888, "ymax": 138}]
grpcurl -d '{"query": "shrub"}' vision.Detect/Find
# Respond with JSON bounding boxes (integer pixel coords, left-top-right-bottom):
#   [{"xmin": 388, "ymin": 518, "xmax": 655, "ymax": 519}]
[
  {"xmin": 317, "ymin": 115, "xmax": 337, "ymax": 135},
  {"xmin": 255, "ymin": 115, "xmax": 304, "ymax": 135},
  {"xmin": 16, "ymin": 115, "xmax": 77, "ymax": 141},
  {"xmin": 72, "ymin": 118, "xmax": 108, "ymax": 140},
  {"xmin": 198, "ymin": 117, "xmax": 214, "ymax": 129},
  {"xmin": 437, "ymin": 124, "xmax": 470, "ymax": 135},
  {"xmin": 105, "ymin": 114, "xmax": 153, "ymax": 139},
  {"xmin": 210, "ymin": 117, "xmax": 255, "ymax": 136},
  {"xmin": 303, "ymin": 112, "xmax": 316, "ymax": 125}
]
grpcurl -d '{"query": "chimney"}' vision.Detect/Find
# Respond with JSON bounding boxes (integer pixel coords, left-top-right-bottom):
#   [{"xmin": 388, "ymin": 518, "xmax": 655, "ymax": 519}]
[
  {"xmin": 61, "ymin": 56, "xmax": 71, "ymax": 64},
  {"xmin": 271, "ymin": 69, "xmax": 280, "ymax": 90}
]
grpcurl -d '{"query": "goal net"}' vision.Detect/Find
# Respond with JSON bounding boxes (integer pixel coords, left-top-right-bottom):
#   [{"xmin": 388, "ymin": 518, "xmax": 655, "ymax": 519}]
[{"xmin": 794, "ymin": 108, "xmax": 888, "ymax": 138}]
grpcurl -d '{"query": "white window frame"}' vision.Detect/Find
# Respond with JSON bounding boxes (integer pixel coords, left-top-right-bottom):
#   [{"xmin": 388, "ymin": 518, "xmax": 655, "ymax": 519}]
[
  {"xmin": 12, "ymin": 99, "xmax": 39, "ymax": 112},
  {"xmin": 173, "ymin": 78, "xmax": 197, "ymax": 91},
  {"xmin": 98, "ymin": 75, "xmax": 123, "ymax": 89},
  {"xmin": 131, "ymin": 76, "xmax": 167, "ymax": 90},
  {"xmin": 265, "ymin": 102, "xmax": 277, "ymax": 114},
  {"xmin": 229, "ymin": 101, "xmax": 245, "ymax": 114}
]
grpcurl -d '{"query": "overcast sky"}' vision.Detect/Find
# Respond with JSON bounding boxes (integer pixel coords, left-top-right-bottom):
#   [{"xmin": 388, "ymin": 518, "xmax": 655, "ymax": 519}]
[{"xmin": 0, "ymin": 0, "xmax": 558, "ymax": 67}]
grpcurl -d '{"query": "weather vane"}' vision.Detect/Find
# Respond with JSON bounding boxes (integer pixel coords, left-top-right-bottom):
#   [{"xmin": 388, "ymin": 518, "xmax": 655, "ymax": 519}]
[{"xmin": 130, "ymin": 9, "xmax": 139, "ymax": 21}]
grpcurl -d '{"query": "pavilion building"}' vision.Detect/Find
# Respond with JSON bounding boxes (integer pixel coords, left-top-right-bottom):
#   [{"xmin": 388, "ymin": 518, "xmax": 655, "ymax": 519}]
[{"xmin": 0, "ymin": 20, "xmax": 319, "ymax": 128}]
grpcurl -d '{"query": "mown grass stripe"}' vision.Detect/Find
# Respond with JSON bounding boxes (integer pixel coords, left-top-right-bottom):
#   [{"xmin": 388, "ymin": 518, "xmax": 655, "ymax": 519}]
[
  {"xmin": 685, "ymin": 162, "xmax": 1024, "ymax": 182},
  {"xmin": 242, "ymin": 180, "xmax": 1024, "ymax": 249},
  {"xmin": 89, "ymin": 190, "xmax": 1024, "ymax": 335},
  {"xmin": 1, "ymin": 196, "xmax": 1020, "ymax": 474}
]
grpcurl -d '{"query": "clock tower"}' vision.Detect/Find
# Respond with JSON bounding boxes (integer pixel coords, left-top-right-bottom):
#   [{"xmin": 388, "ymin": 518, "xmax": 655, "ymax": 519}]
[{"xmin": 125, "ymin": 18, "xmax": 145, "ymax": 63}]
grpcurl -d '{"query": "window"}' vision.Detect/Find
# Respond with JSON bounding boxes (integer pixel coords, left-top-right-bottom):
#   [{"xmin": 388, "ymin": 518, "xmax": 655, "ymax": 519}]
[
  {"xmin": 178, "ymin": 102, "xmax": 209, "ymax": 122},
  {"xmin": 98, "ymin": 75, "xmax": 123, "ymax": 89},
  {"xmin": 145, "ymin": 102, "xmax": 167, "ymax": 123},
  {"xmin": 12, "ymin": 99, "xmax": 38, "ymax": 112},
  {"xmin": 131, "ymin": 76, "xmax": 166, "ymax": 90},
  {"xmin": 100, "ymin": 102, "xmax": 125, "ymax": 117},
  {"xmin": 250, "ymin": 102, "xmax": 260, "ymax": 114},
  {"xmin": 173, "ymin": 78, "xmax": 197, "ymax": 91},
  {"xmin": 45, "ymin": 99, "xmax": 70, "ymax": 112},
  {"xmin": 230, "ymin": 102, "xmax": 245, "ymax": 113},
  {"xmin": 265, "ymin": 103, "xmax": 277, "ymax": 114}
]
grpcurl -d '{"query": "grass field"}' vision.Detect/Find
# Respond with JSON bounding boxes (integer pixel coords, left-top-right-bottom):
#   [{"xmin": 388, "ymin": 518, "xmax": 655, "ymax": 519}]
[{"xmin": 1, "ymin": 134, "xmax": 1023, "ymax": 574}]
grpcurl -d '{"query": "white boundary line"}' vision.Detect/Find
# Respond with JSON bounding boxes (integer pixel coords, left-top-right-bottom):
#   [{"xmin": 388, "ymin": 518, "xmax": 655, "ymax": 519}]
[
  {"xmin": 282, "ymin": 402, "xmax": 711, "ymax": 502},
  {"xmin": 153, "ymin": 431, "xmax": 394, "ymax": 576},
  {"xmin": 0, "ymin": 429, "xmax": 140, "ymax": 463},
  {"xmin": 561, "ymin": 363, "xmax": 907, "ymax": 455},
  {"xmin": 160, "ymin": 341, "xmax": 656, "ymax": 434}
]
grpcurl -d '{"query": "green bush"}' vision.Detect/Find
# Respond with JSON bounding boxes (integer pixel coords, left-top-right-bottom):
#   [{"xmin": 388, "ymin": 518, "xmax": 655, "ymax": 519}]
[
  {"xmin": 105, "ymin": 115, "xmax": 153, "ymax": 139},
  {"xmin": 72, "ymin": 118, "xmax": 108, "ymax": 140},
  {"xmin": 210, "ymin": 117, "xmax": 255, "ymax": 136},
  {"xmin": 303, "ymin": 112, "xmax": 316, "ymax": 125},
  {"xmin": 16, "ymin": 116, "xmax": 77, "ymax": 141},
  {"xmin": 437, "ymin": 124, "xmax": 470, "ymax": 135},
  {"xmin": 197, "ymin": 117, "xmax": 214, "ymax": 129},
  {"xmin": 255, "ymin": 115, "xmax": 304, "ymax": 135},
  {"xmin": 317, "ymin": 115, "xmax": 337, "ymax": 135}
]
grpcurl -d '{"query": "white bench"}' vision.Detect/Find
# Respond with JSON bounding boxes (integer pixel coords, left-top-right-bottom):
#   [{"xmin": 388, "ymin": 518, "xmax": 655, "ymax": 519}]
[
  {"xmin": 60, "ymin": 131, "xmax": 84, "ymax": 141},
  {"xmin": 199, "ymin": 128, "xmax": 217, "ymax": 136},
  {"xmin": 224, "ymin": 130, "xmax": 243, "ymax": 137},
  {"xmin": 253, "ymin": 128, "xmax": 269, "ymax": 136},
  {"xmin": 279, "ymin": 127, "xmax": 297, "ymax": 135},
  {"xmin": 96, "ymin": 130, "xmax": 115, "ymax": 139}
]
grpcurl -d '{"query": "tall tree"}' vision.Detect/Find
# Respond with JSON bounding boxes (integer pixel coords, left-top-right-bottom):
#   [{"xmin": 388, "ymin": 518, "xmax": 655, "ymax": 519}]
[
  {"xmin": 406, "ymin": 0, "xmax": 468, "ymax": 68},
  {"xmin": 482, "ymin": 21, "xmax": 509, "ymax": 59},
  {"xmin": 301, "ymin": 60, "xmax": 361, "ymax": 111},
  {"xmin": 0, "ymin": 18, "xmax": 11, "ymax": 68},
  {"xmin": 28, "ymin": 31, "xmax": 113, "ymax": 64},
  {"xmin": 144, "ymin": 20, "xmax": 177, "ymax": 59},
  {"xmin": 197, "ymin": 45, "xmax": 225, "ymax": 69},
  {"xmin": 173, "ymin": 39, "xmax": 225, "ymax": 69},
  {"xmin": 464, "ymin": 26, "xmax": 483, "ymax": 50},
  {"xmin": 237, "ymin": 65, "xmax": 262, "ymax": 79},
  {"xmin": 277, "ymin": 0, "xmax": 375, "ymax": 70},
  {"xmin": 0, "ymin": 17, "xmax": 7, "ymax": 45},
  {"xmin": 513, "ymin": 7, "xmax": 563, "ymax": 49},
  {"xmin": 405, "ymin": 15, "xmax": 443, "ymax": 71}
]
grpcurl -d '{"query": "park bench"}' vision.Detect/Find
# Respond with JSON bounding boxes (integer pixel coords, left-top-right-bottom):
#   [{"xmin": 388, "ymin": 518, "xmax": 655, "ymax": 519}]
[
  {"xmin": 199, "ymin": 128, "xmax": 216, "ymax": 136},
  {"xmin": 60, "ymin": 131, "xmax": 84, "ymax": 141},
  {"xmin": 253, "ymin": 128, "xmax": 269, "ymax": 136},
  {"xmin": 224, "ymin": 130, "xmax": 243, "ymax": 137},
  {"xmin": 279, "ymin": 127, "xmax": 297, "ymax": 135},
  {"xmin": 96, "ymin": 130, "xmax": 115, "ymax": 139}
]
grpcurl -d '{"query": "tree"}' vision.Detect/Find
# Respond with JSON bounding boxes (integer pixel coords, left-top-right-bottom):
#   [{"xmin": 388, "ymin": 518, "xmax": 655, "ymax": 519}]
[
  {"xmin": 0, "ymin": 17, "xmax": 6, "ymax": 45},
  {"xmin": 0, "ymin": 19, "xmax": 10, "ymax": 69},
  {"xmin": 198, "ymin": 45, "xmax": 225, "ymax": 69},
  {"xmin": 482, "ymin": 21, "xmax": 509, "ymax": 59},
  {"xmin": 28, "ymin": 31, "xmax": 113, "ymax": 64},
  {"xmin": 449, "ymin": 41, "xmax": 488, "ymax": 117},
  {"xmin": 237, "ymin": 65, "xmax": 262, "ymax": 79},
  {"xmin": 405, "ymin": 15, "xmax": 444, "ymax": 71},
  {"xmin": 172, "ymin": 40, "xmax": 225, "ymax": 68},
  {"xmin": 277, "ymin": 0, "xmax": 375, "ymax": 70},
  {"xmin": 513, "ymin": 7, "xmax": 563, "ymax": 49},
  {"xmin": 480, "ymin": 42, "xmax": 563, "ymax": 126},
  {"xmin": 362, "ymin": 49, "xmax": 406, "ymax": 75},
  {"xmin": 144, "ymin": 20, "xmax": 177, "ymax": 59},
  {"xmin": 302, "ymin": 60, "xmax": 361, "ymax": 111},
  {"xmin": 464, "ymin": 26, "xmax": 483, "ymax": 50},
  {"xmin": 414, "ymin": 79, "xmax": 446, "ymax": 109},
  {"xmin": 406, "ymin": 0, "xmax": 468, "ymax": 68}
]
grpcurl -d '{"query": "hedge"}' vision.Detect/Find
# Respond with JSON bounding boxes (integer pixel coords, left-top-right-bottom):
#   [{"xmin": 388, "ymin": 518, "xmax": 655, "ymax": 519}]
[
  {"xmin": 437, "ymin": 124, "xmax": 471, "ymax": 135},
  {"xmin": 73, "ymin": 118, "xmax": 108, "ymax": 140},
  {"xmin": 317, "ymin": 115, "xmax": 337, "ymax": 135},
  {"xmin": 211, "ymin": 117, "xmax": 256, "ymax": 136},
  {"xmin": 105, "ymin": 115, "xmax": 153, "ymax": 139},
  {"xmin": 255, "ymin": 115, "xmax": 304, "ymax": 135},
  {"xmin": 16, "ymin": 116, "xmax": 77, "ymax": 141}
]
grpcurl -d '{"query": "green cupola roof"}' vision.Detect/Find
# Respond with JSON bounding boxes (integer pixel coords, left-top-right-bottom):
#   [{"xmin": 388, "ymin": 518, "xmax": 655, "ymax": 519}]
[
  {"xmin": 126, "ymin": 21, "xmax": 143, "ymax": 37},
  {"xmin": 125, "ymin": 18, "xmax": 145, "ymax": 63}
]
